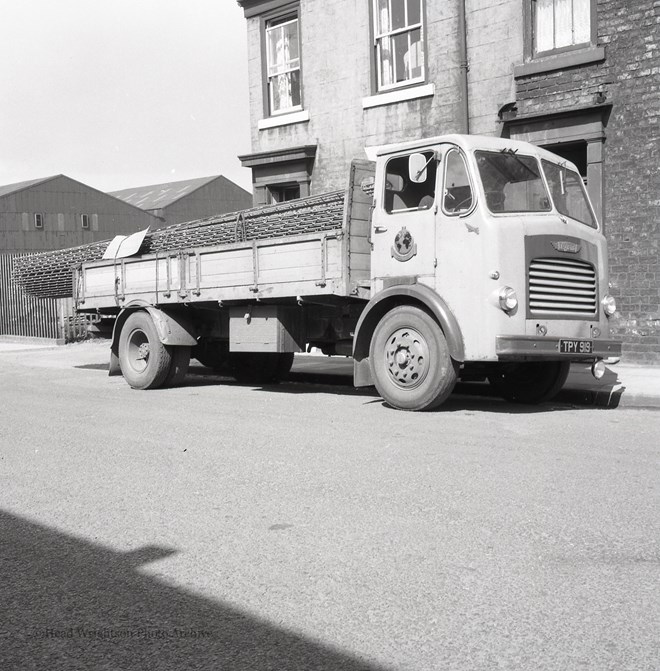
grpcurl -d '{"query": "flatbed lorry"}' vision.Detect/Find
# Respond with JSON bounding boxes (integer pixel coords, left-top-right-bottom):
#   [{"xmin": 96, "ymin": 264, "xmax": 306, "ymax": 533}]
[{"xmin": 74, "ymin": 134, "xmax": 621, "ymax": 410}]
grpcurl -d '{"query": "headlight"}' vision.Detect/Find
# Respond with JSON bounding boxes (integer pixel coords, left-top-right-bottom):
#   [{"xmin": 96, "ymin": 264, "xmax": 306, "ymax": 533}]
[
  {"xmin": 498, "ymin": 286, "xmax": 518, "ymax": 313},
  {"xmin": 591, "ymin": 360, "xmax": 606, "ymax": 379},
  {"xmin": 602, "ymin": 294, "xmax": 617, "ymax": 316}
]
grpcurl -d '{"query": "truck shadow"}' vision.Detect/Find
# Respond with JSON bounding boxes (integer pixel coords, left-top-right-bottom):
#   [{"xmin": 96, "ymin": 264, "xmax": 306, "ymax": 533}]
[
  {"xmin": 0, "ymin": 509, "xmax": 388, "ymax": 671},
  {"xmin": 76, "ymin": 360, "xmax": 619, "ymax": 413},
  {"xmin": 184, "ymin": 367, "xmax": 594, "ymax": 414},
  {"xmin": 263, "ymin": 379, "xmax": 592, "ymax": 414}
]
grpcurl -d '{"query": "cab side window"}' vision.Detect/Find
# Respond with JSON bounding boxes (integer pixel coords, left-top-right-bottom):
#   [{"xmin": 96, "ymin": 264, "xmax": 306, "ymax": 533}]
[
  {"xmin": 384, "ymin": 152, "xmax": 436, "ymax": 214},
  {"xmin": 443, "ymin": 150, "xmax": 473, "ymax": 214}
]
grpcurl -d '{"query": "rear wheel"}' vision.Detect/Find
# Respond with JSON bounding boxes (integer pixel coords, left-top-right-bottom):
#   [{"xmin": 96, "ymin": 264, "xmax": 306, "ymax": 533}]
[
  {"xmin": 369, "ymin": 305, "xmax": 458, "ymax": 411},
  {"xmin": 488, "ymin": 361, "xmax": 570, "ymax": 404},
  {"xmin": 119, "ymin": 311, "xmax": 172, "ymax": 390}
]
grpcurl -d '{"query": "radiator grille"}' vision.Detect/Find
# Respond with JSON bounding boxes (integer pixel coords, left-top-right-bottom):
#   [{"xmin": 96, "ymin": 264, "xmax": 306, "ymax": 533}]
[{"xmin": 528, "ymin": 257, "xmax": 597, "ymax": 315}]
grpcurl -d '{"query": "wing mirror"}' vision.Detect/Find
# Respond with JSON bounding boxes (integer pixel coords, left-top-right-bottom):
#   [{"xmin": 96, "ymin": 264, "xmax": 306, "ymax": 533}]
[{"xmin": 409, "ymin": 151, "xmax": 436, "ymax": 183}]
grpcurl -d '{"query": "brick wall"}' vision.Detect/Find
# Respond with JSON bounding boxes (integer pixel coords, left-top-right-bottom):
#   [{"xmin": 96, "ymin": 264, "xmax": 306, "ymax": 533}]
[{"xmin": 515, "ymin": 0, "xmax": 660, "ymax": 364}]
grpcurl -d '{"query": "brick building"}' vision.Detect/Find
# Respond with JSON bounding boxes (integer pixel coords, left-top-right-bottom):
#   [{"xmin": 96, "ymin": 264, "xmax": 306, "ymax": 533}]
[
  {"xmin": 508, "ymin": 0, "xmax": 660, "ymax": 363},
  {"xmin": 236, "ymin": 0, "xmax": 660, "ymax": 363}
]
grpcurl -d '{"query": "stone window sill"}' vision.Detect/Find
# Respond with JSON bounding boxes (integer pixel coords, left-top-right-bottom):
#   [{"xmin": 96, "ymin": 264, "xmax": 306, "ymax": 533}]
[
  {"xmin": 514, "ymin": 46, "xmax": 605, "ymax": 78},
  {"xmin": 258, "ymin": 109, "xmax": 310, "ymax": 131},
  {"xmin": 362, "ymin": 83, "xmax": 435, "ymax": 110}
]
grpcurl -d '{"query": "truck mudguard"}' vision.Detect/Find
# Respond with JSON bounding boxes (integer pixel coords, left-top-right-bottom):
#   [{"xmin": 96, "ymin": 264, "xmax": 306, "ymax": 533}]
[
  {"xmin": 109, "ymin": 303, "xmax": 197, "ymax": 376},
  {"xmin": 352, "ymin": 284, "xmax": 465, "ymax": 387}
]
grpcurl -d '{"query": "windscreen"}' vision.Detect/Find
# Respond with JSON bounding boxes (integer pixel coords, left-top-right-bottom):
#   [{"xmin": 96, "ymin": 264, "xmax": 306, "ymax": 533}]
[
  {"xmin": 542, "ymin": 160, "xmax": 597, "ymax": 228},
  {"xmin": 475, "ymin": 150, "xmax": 551, "ymax": 213}
]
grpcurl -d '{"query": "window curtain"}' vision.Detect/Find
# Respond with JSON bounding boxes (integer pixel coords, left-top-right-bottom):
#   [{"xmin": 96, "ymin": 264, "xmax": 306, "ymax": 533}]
[{"xmin": 268, "ymin": 21, "xmax": 300, "ymax": 112}]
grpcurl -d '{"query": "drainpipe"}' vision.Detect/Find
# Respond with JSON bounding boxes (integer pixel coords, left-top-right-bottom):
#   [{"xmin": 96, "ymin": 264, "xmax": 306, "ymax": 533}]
[{"xmin": 457, "ymin": 0, "xmax": 470, "ymax": 134}]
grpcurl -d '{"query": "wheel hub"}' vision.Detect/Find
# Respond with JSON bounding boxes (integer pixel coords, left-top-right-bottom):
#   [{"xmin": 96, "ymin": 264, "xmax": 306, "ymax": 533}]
[
  {"xmin": 385, "ymin": 327, "xmax": 429, "ymax": 389},
  {"xmin": 126, "ymin": 328, "xmax": 151, "ymax": 373},
  {"xmin": 136, "ymin": 343, "xmax": 150, "ymax": 361},
  {"xmin": 394, "ymin": 349, "xmax": 411, "ymax": 366}
]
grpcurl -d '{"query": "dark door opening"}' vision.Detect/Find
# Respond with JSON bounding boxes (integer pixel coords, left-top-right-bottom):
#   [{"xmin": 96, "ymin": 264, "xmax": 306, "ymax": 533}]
[{"xmin": 543, "ymin": 142, "xmax": 588, "ymax": 183}]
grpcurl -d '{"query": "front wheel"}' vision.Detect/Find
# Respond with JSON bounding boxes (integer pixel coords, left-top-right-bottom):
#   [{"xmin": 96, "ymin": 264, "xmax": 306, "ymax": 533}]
[
  {"xmin": 369, "ymin": 305, "xmax": 458, "ymax": 411},
  {"xmin": 118, "ymin": 311, "xmax": 172, "ymax": 390},
  {"xmin": 488, "ymin": 361, "xmax": 570, "ymax": 404}
]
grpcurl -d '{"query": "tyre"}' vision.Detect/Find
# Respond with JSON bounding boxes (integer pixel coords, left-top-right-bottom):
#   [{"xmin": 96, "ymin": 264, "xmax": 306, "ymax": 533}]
[
  {"xmin": 118, "ymin": 311, "xmax": 172, "ymax": 390},
  {"xmin": 369, "ymin": 305, "xmax": 459, "ymax": 411},
  {"xmin": 230, "ymin": 352, "xmax": 294, "ymax": 384},
  {"xmin": 488, "ymin": 361, "xmax": 570, "ymax": 404},
  {"xmin": 163, "ymin": 346, "xmax": 191, "ymax": 387}
]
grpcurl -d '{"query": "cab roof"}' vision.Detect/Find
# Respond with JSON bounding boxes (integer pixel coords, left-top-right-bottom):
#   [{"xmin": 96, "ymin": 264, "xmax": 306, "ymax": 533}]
[{"xmin": 365, "ymin": 134, "xmax": 565, "ymax": 164}]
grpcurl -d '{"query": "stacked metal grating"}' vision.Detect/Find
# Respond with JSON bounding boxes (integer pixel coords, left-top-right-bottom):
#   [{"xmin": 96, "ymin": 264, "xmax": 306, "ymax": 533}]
[
  {"xmin": 12, "ymin": 190, "xmax": 346, "ymax": 299},
  {"xmin": 11, "ymin": 240, "xmax": 110, "ymax": 300}
]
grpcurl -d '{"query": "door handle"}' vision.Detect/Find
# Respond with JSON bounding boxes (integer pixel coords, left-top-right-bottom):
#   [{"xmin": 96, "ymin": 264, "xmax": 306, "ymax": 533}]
[{"xmin": 373, "ymin": 226, "xmax": 388, "ymax": 233}]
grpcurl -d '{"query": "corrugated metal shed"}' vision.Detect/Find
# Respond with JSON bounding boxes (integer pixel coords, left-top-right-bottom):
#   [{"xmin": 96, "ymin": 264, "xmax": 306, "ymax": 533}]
[
  {"xmin": 0, "ymin": 174, "xmax": 159, "ymax": 253},
  {"xmin": 110, "ymin": 176, "xmax": 220, "ymax": 211},
  {"xmin": 110, "ymin": 175, "xmax": 253, "ymax": 225},
  {"xmin": 0, "ymin": 176, "xmax": 58, "ymax": 199}
]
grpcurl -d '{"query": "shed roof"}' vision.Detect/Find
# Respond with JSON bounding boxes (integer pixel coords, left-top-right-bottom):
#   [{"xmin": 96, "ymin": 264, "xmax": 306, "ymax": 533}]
[
  {"xmin": 0, "ymin": 176, "xmax": 58, "ymax": 199},
  {"xmin": 110, "ymin": 176, "xmax": 223, "ymax": 211}
]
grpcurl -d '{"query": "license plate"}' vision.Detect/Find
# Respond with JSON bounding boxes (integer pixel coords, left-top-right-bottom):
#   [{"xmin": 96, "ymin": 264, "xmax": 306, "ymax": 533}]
[{"xmin": 559, "ymin": 339, "xmax": 593, "ymax": 354}]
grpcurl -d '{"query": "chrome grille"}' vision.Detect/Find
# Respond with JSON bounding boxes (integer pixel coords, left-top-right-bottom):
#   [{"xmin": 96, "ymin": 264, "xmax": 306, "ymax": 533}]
[{"xmin": 528, "ymin": 257, "xmax": 597, "ymax": 314}]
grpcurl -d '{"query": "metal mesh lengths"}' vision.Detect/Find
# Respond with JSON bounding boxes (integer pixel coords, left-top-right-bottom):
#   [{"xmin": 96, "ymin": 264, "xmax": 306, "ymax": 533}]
[{"xmin": 12, "ymin": 191, "xmax": 346, "ymax": 299}]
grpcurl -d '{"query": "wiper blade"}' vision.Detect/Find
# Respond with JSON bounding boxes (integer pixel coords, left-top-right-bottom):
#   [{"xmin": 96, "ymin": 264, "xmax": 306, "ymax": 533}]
[{"xmin": 499, "ymin": 148, "xmax": 539, "ymax": 179}]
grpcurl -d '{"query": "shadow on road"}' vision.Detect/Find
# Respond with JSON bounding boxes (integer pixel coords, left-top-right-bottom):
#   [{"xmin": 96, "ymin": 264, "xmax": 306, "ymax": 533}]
[
  {"xmin": 75, "ymin": 359, "xmax": 600, "ymax": 413},
  {"xmin": 0, "ymin": 509, "xmax": 387, "ymax": 671}
]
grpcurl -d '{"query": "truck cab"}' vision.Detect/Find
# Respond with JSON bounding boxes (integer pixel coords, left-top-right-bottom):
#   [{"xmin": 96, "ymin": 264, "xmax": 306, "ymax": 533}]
[{"xmin": 353, "ymin": 134, "xmax": 620, "ymax": 408}]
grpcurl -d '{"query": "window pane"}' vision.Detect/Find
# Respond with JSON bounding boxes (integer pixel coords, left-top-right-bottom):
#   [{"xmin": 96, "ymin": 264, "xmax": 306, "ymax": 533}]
[
  {"xmin": 378, "ymin": 37, "xmax": 394, "ymax": 86},
  {"xmin": 391, "ymin": 0, "xmax": 406, "ymax": 30},
  {"xmin": 376, "ymin": 0, "xmax": 390, "ymax": 34},
  {"xmin": 573, "ymin": 0, "xmax": 591, "ymax": 43},
  {"xmin": 268, "ymin": 184, "xmax": 300, "ymax": 204},
  {"xmin": 267, "ymin": 19, "xmax": 299, "ymax": 75},
  {"xmin": 408, "ymin": 0, "xmax": 421, "ymax": 26},
  {"xmin": 381, "ymin": 29, "xmax": 422, "ymax": 85},
  {"xmin": 393, "ymin": 32, "xmax": 409, "ymax": 82},
  {"xmin": 542, "ymin": 160, "xmax": 596, "ymax": 227},
  {"xmin": 270, "ymin": 70, "xmax": 300, "ymax": 113},
  {"xmin": 534, "ymin": 0, "xmax": 555, "ymax": 53},
  {"xmin": 284, "ymin": 20, "xmax": 299, "ymax": 62},
  {"xmin": 443, "ymin": 151, "xmax": 472, "ymax": 213},
  {"xmin": 406, "ymin": 29, "xmax": 423, "ymax": 78},
  {"xmin": 290, "ymin": 70, "xmax": 301, "ymax": 106},
  {"xmin": 384, "ymin": 152, "xmax": 436, "ymax": 213},
  {"xmin": 267, "ymin": 26, "xmax": 280, "ymax": 75},
  {"xmin": 554, "ymin": 0, "xmax": 573, "ymax": 48},
  {"xmin": 475, "ymin": 151, "xmax": 551, "ymax": 213}
]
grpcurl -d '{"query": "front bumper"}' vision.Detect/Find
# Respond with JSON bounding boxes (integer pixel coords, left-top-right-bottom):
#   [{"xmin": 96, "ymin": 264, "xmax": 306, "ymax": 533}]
[{"xmin": 496, "ymin": 335, "xmax": 622, "ymax": 361}]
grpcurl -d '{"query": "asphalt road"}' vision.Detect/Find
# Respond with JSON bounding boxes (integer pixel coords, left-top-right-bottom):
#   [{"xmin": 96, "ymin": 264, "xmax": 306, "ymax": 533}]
[{"xmin": 1, "ymin": 341, "xmax": 659, "ymax": 671}]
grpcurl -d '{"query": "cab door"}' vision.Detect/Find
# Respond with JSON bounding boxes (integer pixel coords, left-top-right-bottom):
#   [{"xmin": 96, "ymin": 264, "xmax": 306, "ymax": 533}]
[{"xmin": 370, "ymin": 149, "xmax": 439, "ymax": 292}]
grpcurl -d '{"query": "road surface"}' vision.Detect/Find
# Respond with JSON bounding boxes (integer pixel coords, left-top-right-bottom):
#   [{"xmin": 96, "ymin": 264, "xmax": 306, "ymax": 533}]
[{"xmin": 1, "ymin": 341, "xmax": 658, "ymax": 670}]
